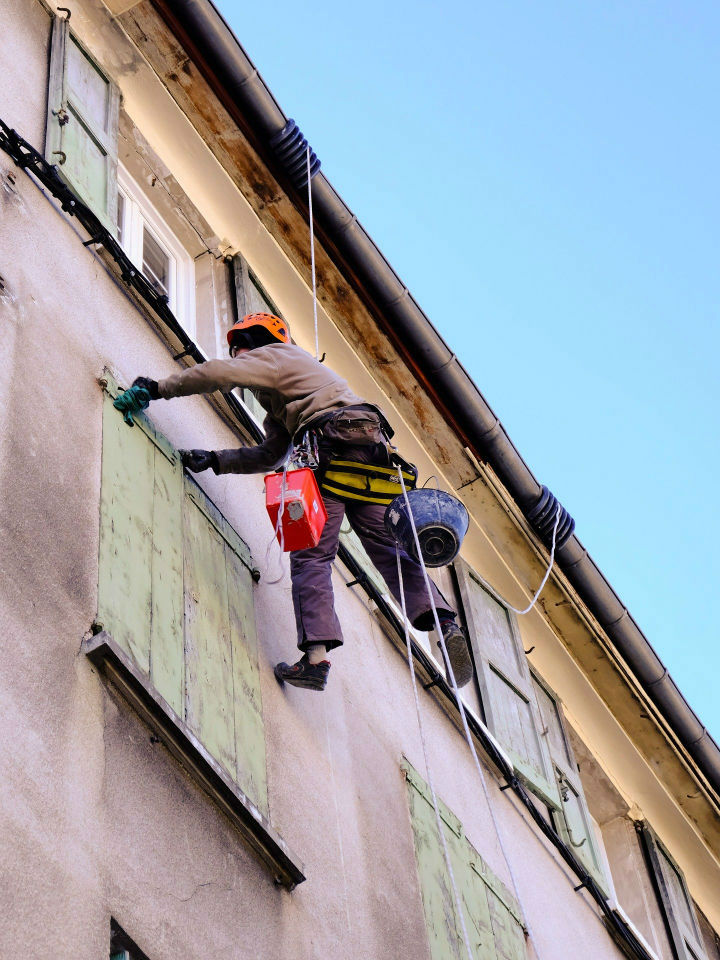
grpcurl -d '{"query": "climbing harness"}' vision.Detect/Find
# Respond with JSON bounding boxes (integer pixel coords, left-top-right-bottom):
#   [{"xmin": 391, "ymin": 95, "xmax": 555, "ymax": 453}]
[
  {"xmin": 289, "ymin": 430, "xmax": 320, "ymax": 470},
  {"xmin": 321, "ymin": 458, "xmax": 417, "ymax": 505},
  {"xmin": 393, "ymin": 465, "xmax": 559, "ymax": 960}
]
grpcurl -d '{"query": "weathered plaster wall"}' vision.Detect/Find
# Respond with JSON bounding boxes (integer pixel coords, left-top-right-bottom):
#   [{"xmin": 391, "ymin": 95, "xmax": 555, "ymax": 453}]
[{"xmin": 0, "ymin": 2, "xmax": 711, "ymax": 960}]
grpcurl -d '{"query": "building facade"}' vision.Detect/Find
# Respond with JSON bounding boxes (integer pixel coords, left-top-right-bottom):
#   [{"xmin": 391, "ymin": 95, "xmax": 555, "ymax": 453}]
[{"xmin": 1, "ymin": 1, "xmax": 719, "ymax": 958}]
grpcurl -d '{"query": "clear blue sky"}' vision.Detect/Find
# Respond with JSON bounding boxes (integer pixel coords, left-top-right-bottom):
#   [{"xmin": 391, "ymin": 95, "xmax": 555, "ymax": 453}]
[{"xmin": 216, "ymin": 0, "xmax": 720, "ymax": 739}]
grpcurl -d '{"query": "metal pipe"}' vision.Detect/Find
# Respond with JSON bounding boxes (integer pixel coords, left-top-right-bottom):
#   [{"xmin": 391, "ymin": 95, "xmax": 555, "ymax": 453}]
[{"xmin": 150, "ymin": 0, "xmax": 720, "ymax": 796}]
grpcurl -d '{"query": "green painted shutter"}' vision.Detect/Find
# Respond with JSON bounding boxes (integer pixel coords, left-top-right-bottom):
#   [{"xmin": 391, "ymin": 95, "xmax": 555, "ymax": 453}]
[
  {"xmin": 183, "ymin": 478, "xmax": 267, "ymax": 814},
  {"xmin": 97, "ymin": 374, "xmax": 266, "ymax": 814},
  {"xmin": 531, "ymin": 674, "xmax": 609, "ymax": 895},
  {"xmin": 403, "ymin": 760, "xmax": 527, "ymax": 960},
  {"xmin": 454, "ymin": 561, "xmax": 560, "ymax": 809},
  {"xmin": 641, "ymin": 825, "xmax": 709, "ymax": 960},
  {"xmin": 46, "ymin": 15, "xmax": 119, "ymax": 230},
  {"xmin": 97, "ymin": 383, "xmax": 184, "ymax": 709}
]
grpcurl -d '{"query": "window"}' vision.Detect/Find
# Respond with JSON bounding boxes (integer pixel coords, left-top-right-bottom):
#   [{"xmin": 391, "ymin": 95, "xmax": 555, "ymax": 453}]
[
  {"xmin": 531, "ymin": 674, "xmax": 609, "ymax": 894},
  {"xmin": 110, "ymin": 919, "xmax": 150, "ymax": 960},
  {"xmin": 229, "ymin": 253, "xmax": 285, "ymax": 421},
  {"xmin": 231, "ymin": 253, "xmax": 281, "ymax": 320},
  {"xmin": 640, "ymin": 823, "xmax": 710, "ymax": 960},
  {"xmin": 454, "ymin": 560, "xmax": 560, "ymax": 809},
  {"xmin": 403, "ymin": 759, "xmax": 527, "ymax": 960},
  {"xmin": 46, "ymin": 14, "xmax": 119, "ymax": 230},
  {"xmin": 95, "ymin": 371, "xmax": 265, "ymax": 813},
  {"xmin": 116, "ymin": 167, "xmax": 195, "ymax": 335}
]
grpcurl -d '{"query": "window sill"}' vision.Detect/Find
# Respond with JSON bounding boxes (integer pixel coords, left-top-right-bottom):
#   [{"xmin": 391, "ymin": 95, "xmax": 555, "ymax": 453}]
[{"xmin": 83, "ymin": 631, "xmax": 305, "ymax": 890}]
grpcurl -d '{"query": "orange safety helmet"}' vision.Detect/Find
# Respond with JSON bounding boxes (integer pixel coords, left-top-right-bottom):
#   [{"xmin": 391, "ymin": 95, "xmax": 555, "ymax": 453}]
[{"xmin": 226, "ymin": 312, "xmax": 290, "ymax": 350}]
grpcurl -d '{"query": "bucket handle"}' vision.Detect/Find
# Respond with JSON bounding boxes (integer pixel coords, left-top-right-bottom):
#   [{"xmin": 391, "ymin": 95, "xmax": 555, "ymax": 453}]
[{"xmin": 421, "ymin": 475, "xmax": 440, "ymax": 490}]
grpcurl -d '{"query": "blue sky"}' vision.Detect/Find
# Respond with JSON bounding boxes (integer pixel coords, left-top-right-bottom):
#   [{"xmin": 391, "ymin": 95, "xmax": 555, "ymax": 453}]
[{"xmin": 216, "ymin": 0, "xmax": 720, "ymax": 739}]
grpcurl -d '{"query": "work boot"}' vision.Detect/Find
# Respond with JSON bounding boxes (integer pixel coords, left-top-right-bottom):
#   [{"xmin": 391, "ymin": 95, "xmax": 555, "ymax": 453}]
[
  {"xmin": 274, "ymin": 654, "xmax": 331, "ymax": 691},
  {"xmin": 437, "ymin": 620, "xmax": 473, "ymax": 688}
]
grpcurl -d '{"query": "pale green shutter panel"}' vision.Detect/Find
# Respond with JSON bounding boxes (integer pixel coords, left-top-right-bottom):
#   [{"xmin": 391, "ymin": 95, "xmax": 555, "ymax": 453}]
[
  {"xmin": 454, "ymin": 561, "xmax": 560, "ymax": 809},
  {"xmin": 46, "ymin": 15, "xmax": 119, "ymax": 230},
  {"xmin": 97, "ymin": 382, "xmax": 184, "ymax": 713},
  {"xmin": 403, "ymin": 760, "xmax": 527, "ymax": 960},
  {"xmin": 531, "ymin": 675, "xmax": 609, "ymax": 895},
  {"xmin": 183, "ymin": 478, "xmax": 267, "ymax": 815},
  {"xmin": 97, "ymin": 374, "xmax": 266, "ymax": 814},
  {"xmin": 641, "ymin": 825, "xmax": 709, "ymax": 960}
]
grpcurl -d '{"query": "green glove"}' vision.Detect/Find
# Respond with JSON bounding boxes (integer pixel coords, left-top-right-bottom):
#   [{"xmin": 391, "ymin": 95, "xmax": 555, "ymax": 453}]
[{"xmin": 113, "ymin": 385, "xmax": 152, "ymax": 426}]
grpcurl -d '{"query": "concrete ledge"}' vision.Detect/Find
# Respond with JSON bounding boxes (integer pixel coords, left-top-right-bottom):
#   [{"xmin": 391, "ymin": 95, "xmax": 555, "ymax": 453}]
[{"xmin": 83, "ymin": 631, "xmax": 305, "ymax": 889}]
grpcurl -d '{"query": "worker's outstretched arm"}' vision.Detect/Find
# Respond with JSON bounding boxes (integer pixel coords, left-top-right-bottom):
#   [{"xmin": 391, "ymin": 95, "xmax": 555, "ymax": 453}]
[
  {"xmin": 156, "ymin": 351, "xmax": 280, "ymax": 399},
  {"xmin": 181, "ymin": 415, "xmax": 291, "ymax": 476}
]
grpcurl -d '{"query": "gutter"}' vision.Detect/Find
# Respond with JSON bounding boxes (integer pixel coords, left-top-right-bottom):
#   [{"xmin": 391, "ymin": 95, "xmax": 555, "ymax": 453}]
[{"xmin": 149, "ymin": 0, "xmax": 720, "ymax": 798}]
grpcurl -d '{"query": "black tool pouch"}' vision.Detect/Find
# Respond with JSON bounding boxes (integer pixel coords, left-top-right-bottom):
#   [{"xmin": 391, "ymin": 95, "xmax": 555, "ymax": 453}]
[{"xmin": 317, "ymin": 408, "xmax": 386, "ymax": 446}]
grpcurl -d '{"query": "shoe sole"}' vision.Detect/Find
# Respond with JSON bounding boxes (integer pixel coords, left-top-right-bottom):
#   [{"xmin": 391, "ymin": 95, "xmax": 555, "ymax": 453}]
[
  {"xmin": 274, "ymin": 664, "xmax": 327, "ymax": 691},
  {"xmin": 281, "ymin": 677, "xmax": 327, "ymax": 691},
  {"xmin": 442, "ymin": 634, "xmax": 474, "ymax": 688}
]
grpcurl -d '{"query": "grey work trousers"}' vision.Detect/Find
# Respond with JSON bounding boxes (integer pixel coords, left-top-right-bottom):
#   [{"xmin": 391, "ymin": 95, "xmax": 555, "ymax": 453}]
[{"xmin": 290, "ymin": 493, "xmax": 454, "ymax": 651}]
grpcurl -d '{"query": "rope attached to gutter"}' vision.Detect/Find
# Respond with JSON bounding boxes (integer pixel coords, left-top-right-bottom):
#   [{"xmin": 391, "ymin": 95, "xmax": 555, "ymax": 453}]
[{"xmin": 0, "ymin": 116, "xmax": 655, "ymax": 960}]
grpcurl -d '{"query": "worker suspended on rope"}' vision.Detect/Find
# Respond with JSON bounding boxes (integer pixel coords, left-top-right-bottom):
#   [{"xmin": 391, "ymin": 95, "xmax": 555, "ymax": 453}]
[{"xmin": 130, "ymin": 312, "xmax": 473, "ymax": 691}]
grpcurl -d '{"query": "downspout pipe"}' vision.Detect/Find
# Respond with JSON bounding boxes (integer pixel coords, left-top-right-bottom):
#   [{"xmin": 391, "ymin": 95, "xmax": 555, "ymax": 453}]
[{"xmin": 150, "ymin": 0, "xmax": 720, "ymax": 797}]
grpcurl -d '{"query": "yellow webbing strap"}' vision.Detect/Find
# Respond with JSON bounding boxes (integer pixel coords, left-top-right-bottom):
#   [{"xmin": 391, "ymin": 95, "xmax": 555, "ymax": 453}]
[{"xmin": 321, "ymin": 458, "xmax": 417, "ymax": 505}]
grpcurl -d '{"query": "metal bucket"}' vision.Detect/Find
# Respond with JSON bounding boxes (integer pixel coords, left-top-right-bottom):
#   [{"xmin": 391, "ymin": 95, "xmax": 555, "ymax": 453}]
[{"xmin": 384, "ymin": 488, "xmax": 469, "ymax": 567}]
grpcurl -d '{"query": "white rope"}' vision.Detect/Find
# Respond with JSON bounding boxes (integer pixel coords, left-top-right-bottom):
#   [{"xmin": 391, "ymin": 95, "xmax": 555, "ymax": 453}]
[
  {"xmin": 396, "ymin": 467, "xmax": 544, "ymax": 959},
  {"xmin": 395, "ymin": 546, "xmax": 475, "ymax": 960},
  {"xmin": 491, "ymin": 504, "xmax": 562, "ymax": 616},
  {"xmin": 306, "ymin": 145, "xmax": 319, "ymax": 361},
  {"xmin": 264, "ymin": 461, "xmax": 289, "ymax": 584}
]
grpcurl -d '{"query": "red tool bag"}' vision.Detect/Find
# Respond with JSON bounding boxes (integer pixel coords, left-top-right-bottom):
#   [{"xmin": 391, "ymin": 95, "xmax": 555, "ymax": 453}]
[{"xmin": 264, "ymin": 468, "xmax": 328, "ymax": 551}]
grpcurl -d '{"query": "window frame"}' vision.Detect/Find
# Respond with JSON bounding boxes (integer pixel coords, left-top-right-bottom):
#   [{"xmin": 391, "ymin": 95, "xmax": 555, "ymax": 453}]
[
  {"xmin": 454, "ymin": 558, "xmax": 561, "ymax": 810},
  {"xmin": 531, "ymin": 671, "xmax": 610, "ymax": 895},
  {"xmin": 89, "ymin": 372, "xmax": 304, "ymax": 887},
  {"xmin": 640, "ymin": 823, "xmax": 709, "ymax": 960},
  {"xmin": 116, "ymin": 165, "xmax": 196, "ymax": 337}
]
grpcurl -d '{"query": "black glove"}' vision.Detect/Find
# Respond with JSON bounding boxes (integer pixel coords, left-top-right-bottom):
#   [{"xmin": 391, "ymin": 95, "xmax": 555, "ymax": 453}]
[
  {"xmin": 180, "ymin": 449, "xmax": 219, "ymax": 473},
  {"xmin": 131, "ymin": 376, "xmax": 160, "ymax": 400}
]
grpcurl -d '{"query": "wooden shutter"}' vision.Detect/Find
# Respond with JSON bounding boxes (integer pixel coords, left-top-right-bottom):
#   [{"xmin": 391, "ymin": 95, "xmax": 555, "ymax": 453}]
[
  {"xmin": 641, "ymin": 824, "xmax": 709, "ymax": 960},
  {"xmin": 46, "ymin": 15, "xmax": 119, "ymax": 229},
  {"xmin": 531, "ymin": 674, "xmax": 609, "ymax": 895},
  {"xmin": 403, "ymin": 760, "xmax": 526, "ymax": 960},
  {"xmin": 97, "ymin": 374, "xmax": 266, "ymax": 814},
  {"xmin": 454, "ymin": 561, "xmax": 560, "ymax": 809},
  {"xmin": 97, "ymin": 381, "xmax": 184, "ymax": 710},
  {"xmin": 183, "ymin": 478, "xmax": 267, "ymax": 814}
]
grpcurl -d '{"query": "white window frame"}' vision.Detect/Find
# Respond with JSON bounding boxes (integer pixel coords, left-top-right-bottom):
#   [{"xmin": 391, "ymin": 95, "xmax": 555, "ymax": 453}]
[{"xmin": 116, "ymin": 165, "xmax": 195, "ymax": 337}]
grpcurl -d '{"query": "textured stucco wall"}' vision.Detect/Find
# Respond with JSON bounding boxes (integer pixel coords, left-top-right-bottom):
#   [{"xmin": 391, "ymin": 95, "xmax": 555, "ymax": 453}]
[{"xmin": 0, "ymin": 2, "xmax": 652, "ymax": 959}]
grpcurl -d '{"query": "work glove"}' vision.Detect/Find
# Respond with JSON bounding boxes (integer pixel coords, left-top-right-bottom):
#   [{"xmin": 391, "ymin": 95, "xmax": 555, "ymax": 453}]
[
  {"xmin": 131, "ymin": 376, "xmax": 160, "ymax": 400},
  {"xmin": 180, "ymin": 449, "xmax": 219, "ymax": 473},
  {"xmin": 113, "ymin": 384, "xmax": 152, "ymax": 426}
]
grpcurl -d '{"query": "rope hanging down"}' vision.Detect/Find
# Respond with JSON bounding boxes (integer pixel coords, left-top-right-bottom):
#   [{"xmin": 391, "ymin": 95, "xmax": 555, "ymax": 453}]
[
  {"xmin": 306, "ymin": 145, "xmax": 319, "ymax": 362},
  {"xmin": 395, "ymin": 546, "xmax": 475, "ymax": 960},
  {"xmin": 395, "ymin": 466, "xmax": 547, "ymax": 960},
  {"xmin": 492, "ymin": 503, "xmax": 561, "ymax": 617}
]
